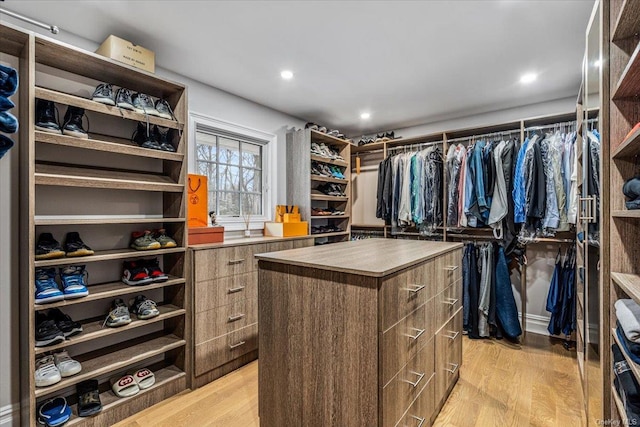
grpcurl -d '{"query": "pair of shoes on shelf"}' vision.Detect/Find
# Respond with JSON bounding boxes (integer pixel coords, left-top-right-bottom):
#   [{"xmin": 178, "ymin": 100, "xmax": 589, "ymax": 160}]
[
  {"xmin": 37, "ymin": 378, "xmax": 102, "ymax": 424},
  {"xmin": 35, "ymin": 99, "xmax": 89, "ymax": 139},
  {"xmin": 122, "ymin": 258, "xmax": 168, "ymax": 285},
  {"xmin": 311, "ymin": 161, "xmax": 345, "ymax": 179},
  {"xmin": 92, "ymin": 83, "xmax": 175, "ymax": 121},
  {"xmin": 35, "ymin": 309, "xmax": 83, "ymax": 347},
  {"xmin": 35, "ymin": 265, "xmax": 89, "ymax": 304},
  {"xmin": 311, "ymin": 225, "xmax": 343, "ymax": 234},
  {"xmin": 315, "ymin": 183, "xmax": 346, "ymax": 197},
  {"xmin": 35, "ymin": 350, "xmax": 82, "ymax": 387},
  {"xmin": 36, "ymin": 232, "xmax": 94, "ymax": 260},
  {"xmin": 312, "ymin": 207, "xmax": 345, "ymax": 216},
  {"xmin": 111, "ymin": 367, "xmax": 155, "ymax": 398},
  {"xmin": 130, "ymin": 229, "xmax": 177, "ymax": 251},
  {"xmin": 358, "ymin": 136, "xmax": 376, "ymax": 146},
  {"xmin": 103, "ymin": 295, "xmax": 159, "ymax": 328},
  {"xmin": 311, "ymin": 142, "xmax": 344, "ymax": 161},
  {"xmin": 305, "ymin": 122, "xmax": 326, "ymax": 133},
  {"xmin": 375, "ymin": 131, "xmax": 396, "ymax": 142},
  {"xmin": 131, "ymin": 122, "xmax": 176, "ymax": 152}
]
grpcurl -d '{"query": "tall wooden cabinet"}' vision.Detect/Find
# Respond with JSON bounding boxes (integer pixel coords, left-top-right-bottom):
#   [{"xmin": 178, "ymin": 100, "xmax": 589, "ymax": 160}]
[
  {"xmin": 287, "ymin": 128, "xmax": 351, "ymax": 243},
  {"xmin": 13, "ymin": 24, "xmax": 190, "ymax": 425}
]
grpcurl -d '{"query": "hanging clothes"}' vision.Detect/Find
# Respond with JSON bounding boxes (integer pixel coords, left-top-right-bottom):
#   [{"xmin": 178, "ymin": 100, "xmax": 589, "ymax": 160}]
[{"xmin": 545, "ymin": 246, "xmax": 576, "ymax": 336}]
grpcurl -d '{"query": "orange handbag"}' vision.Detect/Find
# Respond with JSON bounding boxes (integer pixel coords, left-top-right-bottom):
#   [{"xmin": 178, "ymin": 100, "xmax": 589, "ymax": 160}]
[{"xmin": 187, "ymin": 174, "xmax": 209, "ymax": 228}]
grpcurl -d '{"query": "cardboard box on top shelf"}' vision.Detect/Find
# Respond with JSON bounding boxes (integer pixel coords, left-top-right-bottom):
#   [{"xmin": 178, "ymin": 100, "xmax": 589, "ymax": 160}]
[
  {"xmin": 95, "ymin": 35, "xmax": 155, "ymax": 73},
  {"xmin": 264, "ymin": 221, "xmax": 309, "ymax": 237}
]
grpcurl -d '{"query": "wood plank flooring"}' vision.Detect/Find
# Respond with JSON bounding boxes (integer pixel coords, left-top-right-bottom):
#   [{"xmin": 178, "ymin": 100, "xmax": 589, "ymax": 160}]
[{"xmin": 115, "ymin": 333, "xmax": 586, "ymax": 427}]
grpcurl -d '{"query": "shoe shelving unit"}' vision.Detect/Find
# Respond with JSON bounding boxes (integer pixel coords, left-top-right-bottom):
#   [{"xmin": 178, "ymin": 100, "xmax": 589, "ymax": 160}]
[
  {"xmin": 10, "ymin": 23, "xmax": 190, "ymax": 426},
  {"xmin": 607, "ymin": 0, "xmax": 640, "ymax": 423},
  {"xmin": 287, "ymin": 128, "xmax": 351, "ymax": 243}
]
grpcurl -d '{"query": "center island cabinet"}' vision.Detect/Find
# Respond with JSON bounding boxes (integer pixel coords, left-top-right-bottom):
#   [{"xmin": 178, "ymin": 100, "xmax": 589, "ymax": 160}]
[{"xmin": 256, "ymin": 239, "xmax": 463, "ymax": 427}]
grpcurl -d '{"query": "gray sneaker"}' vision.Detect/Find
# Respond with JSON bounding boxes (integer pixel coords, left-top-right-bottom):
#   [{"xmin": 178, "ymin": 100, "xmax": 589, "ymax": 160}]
[
  {"xmin": 115, "ymin": 88, "xmax": 135, "ymax": 111},
  {"xmin": 131, "ymin": 93, "xmax": 158, "ymax": 116},
  {"xmin": 92, "ymin": 83, "xmax": 115, "ymax": 106},
  {"xmin": 130, "ymin": 230, "xmax": 161, "ymax": 251},
  {"xmin": 154, "ymin": 99, "xmax": 175, "ymax": 120},
  {"xmin": 103, "ymin": 298, "xmax": 131, "ymax": 328},
  {"xmin": 129, "ymin": 295, "xmax": 159, "ymax": 320}
]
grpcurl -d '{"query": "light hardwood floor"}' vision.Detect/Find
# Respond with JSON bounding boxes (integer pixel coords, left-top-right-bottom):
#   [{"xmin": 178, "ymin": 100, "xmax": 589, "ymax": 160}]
[{"xmin": 115, "ymin": 334, "xmax": 585, "ymax": 427}]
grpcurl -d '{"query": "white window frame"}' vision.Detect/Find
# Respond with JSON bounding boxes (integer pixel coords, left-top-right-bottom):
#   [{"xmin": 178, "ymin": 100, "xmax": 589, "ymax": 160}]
[{"xmin": 189, "ymin": 112, "xmax": 276, "ymax": 231}]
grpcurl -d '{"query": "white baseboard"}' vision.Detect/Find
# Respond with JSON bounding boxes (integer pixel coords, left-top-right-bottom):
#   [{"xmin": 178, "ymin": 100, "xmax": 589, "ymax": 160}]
[
  {"xmin": 519, "ymin": 313, "xmax": 553, "ymax": 336},
  {"xmin": 0, "ymin": 403, "xmax": 19, "ymax": 426}
]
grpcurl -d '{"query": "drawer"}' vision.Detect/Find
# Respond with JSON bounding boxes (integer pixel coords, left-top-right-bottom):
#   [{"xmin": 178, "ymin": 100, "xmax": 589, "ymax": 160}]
[
  {"xmin": 195, "ymin": 297, "xmax": 258, "ymax": 344},
  {"xmin": 194, "ymin": 271, "xmax": 258, "ymax": 313},
  {"xmin": 381, "ymin": 301, "xmax": 434, "ymax": 386},
  {"xmin": 292, "ymin": 238, "xmax": 314, "ymax": 249},
  {"xmin": 382, "ymin": 338, "xmax": 435, "ymax": 427},
  {"xmin": 396, "ymin": 374, "xmax": 436, "ymax": 427},
  {"xmin": 194, "ymin": 244, "xmax": 267, "ymax": 281},
  {"xmin": 381, "ymin": 260, "xmax": 435, "ymax": 331},
  {"xmin": 195, "ymin": 322, "xmax": 258, "ymax": 376},
  {"xmin": 435, "ymin": 309, "xmax": 462, "ymax": 408},
  {"xmin": 435, "ymin": 250, "xmax": 461, "ymax": 294},
  {"xmin": 435, "ymin": 279, "xmax": 462, "ymax": 329}
]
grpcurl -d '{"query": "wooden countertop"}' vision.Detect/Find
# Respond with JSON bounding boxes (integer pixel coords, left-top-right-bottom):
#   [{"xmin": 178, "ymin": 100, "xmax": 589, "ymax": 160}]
[
  {"xmin": 255, "ymin": 239, "xmax": 462, "ymax": 277},
  {"xmin": 189, "ymin": 234, "xmax": 313, "ymax": 250}
]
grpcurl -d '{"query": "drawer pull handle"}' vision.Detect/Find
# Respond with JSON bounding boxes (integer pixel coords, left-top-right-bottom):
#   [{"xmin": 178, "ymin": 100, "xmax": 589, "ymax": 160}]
[
  {"xmin": 229, "ymin": 341, "xmax": 246, "ymax": 350},
  {"xmin": 228, "ymin": 286, "xmax": 245, "ymax": 294},
  {"xmin": 444, "ymin": 331, "xmax": 460, "ymax": 340},
  {"xmin": 444, "ymin": 265, "xmax": 459, "ymax": 272},
  {"xmin": 403, "ymin": 371, "xmax": 425, "ymax": 388},
  {"xmin": 228, "ymin": 313, "xmax": 245, "ymax": 322},
  {"xmin": 228, "ymin": 259, "xmax": 246, "ymax": 265},
  {"xmin": 406, "ymin": 284, "xmax": 426, "ymax": 294},
  {"xmin": 407, "ymin": 327, "xmax": 426, "ymax": 340},
  {"xmin": 445, "ymin": 363, "xmax": 459, "ymax": 374},
  {"xmin": 443, "ymin": 298, "xmax": 459, "ymax": 306},
  {"xmin": 409, "ymin": 415, "xmax": 426, "ymax": 427}
]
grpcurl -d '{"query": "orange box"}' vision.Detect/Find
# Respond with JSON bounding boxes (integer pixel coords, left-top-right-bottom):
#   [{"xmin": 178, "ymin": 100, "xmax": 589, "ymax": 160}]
[
  {"xmin": 283, "ymin": 213, "xmax": 301, "ymax": 223},
  {"xmin": 264, "ymin": 222, "xmax": 308, "ymax": 237},
  {"xmin": 188, "ymin": 226, "xmax": 224, "ymax": 245}
]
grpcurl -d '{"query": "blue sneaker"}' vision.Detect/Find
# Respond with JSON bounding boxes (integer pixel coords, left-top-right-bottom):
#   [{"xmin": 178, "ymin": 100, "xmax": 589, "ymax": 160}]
[
  {"xmin": 37, "ymin": 396, "xmax": 71, "ymax": 427},
  {"xmin": 59, "ymin": 265, "xmax": 89, "ymax": 299},
  {"xmin": 35, "ymin": 268, "xmax": 64, "ymax": 305}
]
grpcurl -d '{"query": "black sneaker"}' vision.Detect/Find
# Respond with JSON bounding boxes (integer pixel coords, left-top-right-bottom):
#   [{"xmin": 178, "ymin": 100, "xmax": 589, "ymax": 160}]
[
  {"xmin": 129, "ymin": 295, "xmax": 159, "ymax": 320},
  {"xmin": 132, "ymin": 122, "xmax": 162, "ymax": 150},
  {"xmin": 154, "ymin": 126, "xmax": 176, "ymax": 152},
  {"xmin": 47, "ymin": 308, "xmax": 83, "ymax": 338},
  {"xmin": 131, "ymin": 93, "xmax": 158, "ymax": 116},
  {"xmin": 62, "ymin": 106, "xmax": 88, "ymax": 139},
  {"xmin": 64, "ymin": 232, "xmax": 94, "ymax": 257},
  {"xmin": 115, "ymin": 88, "xmax": 135, "ymax": 111},
  {"xmin": 154, "ymin": 99, "xmax": 175, "ymax": 120},
  {"xmin": 122, "ymin": 260, "xmax": 153, "ymax": 286},
  {"xmin": 143, "ymin": 258, "xmax": 169, "ymax": 282},
  {"xmin": 91, "ymin": 83, "xmax": 115, "ymax": 106},
  {"xmin": 35, "ymin": 99, "xmax": 61, "ymax": 134},
  {"xmin": 35, "ymin": 233, "xmax": 66, "ymax": 260},
  {"xmin": 35, "ymin": 312, "xmax": 66, "ymax": 347}
]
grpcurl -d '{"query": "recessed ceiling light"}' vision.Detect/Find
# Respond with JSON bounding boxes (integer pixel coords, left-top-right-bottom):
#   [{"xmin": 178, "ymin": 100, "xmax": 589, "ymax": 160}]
[
  {"xmin": 520, "ymin": 73, "xmax": 537, "ymax": 84},
  {"xmin": 594, "ymin": 59, "xmax": 602, "ymax": 68},
  {"xmin": 280, "ymin": 70, "xmax": 293, "ymax": 80},
  {"xmin": 360, "ymin": 112, "xmax": 371, "ymax": 120}
]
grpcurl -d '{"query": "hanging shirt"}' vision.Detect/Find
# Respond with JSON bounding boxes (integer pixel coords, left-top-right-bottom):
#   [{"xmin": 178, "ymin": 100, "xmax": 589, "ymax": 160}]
[
  {"xmin": 513, "ymin": 135, "xmax": 534, "ymax": 223},
  {"xmin": 488, "ymin": 140, "xmax": 508, "ymax": 236}
]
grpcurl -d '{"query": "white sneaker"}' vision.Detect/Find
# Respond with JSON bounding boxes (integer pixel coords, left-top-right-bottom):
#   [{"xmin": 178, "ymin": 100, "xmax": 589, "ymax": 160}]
[
  {"xmin": 54, "ymin": 350, "xmax": 82, "ymax": 377},
  {"xmin": 35, "ymin": 355, "xmax": 61, "ymax": 387}
]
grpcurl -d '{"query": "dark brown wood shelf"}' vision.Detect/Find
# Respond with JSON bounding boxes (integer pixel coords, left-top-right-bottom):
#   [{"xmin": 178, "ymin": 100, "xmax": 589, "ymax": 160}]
[
  {"xmin": 35, "ymin": 305, "xmax": 186, "ymax": 355},
  {"xmin": 34, "ymin": 217, "xmax": 186, "ymax": 226},
  {"xmin": 612, "ymin": 272, "xmax": 640, "ymax": 304},
  {"xmin": 612, "ymin": 0, "xmax": 640, "ymax": 43},
  {"xmin": 613, "ymin": 41, "xmax": 640, "ymax": 99},
  {"xmin": 35, "ymin": 131, "xmax": 184, "ymax": 161},
  {"xmin": 612, "ymin": 210, "xmax": 640, "ymax": 218},
  {"xmin": 310, "ymin": 175, "xmax": 348, "ymax": 184},
  {"xmin": 612, "ymin": 125, "xmax": 640, "ymax": 158},
  {"xmin": 35, "ymin": 163, "xmax": 184, "ymax": 193},
  {"xmin": 310, "ymin": 129, "xmax": 351, "ymax": 147},
  {"xmin": 35, "ymin": 87, "xmax": 183, "ymax": 130},
  {"xmin": 0, "ymin": 22, "xmax": 29, "ymax": 57},
  {"xmin": 66, "ymin": 365, "xmax": 186, "ymax": 426},
  {"xmin": 34, "ymin": 277, "xmax": 186, "ymax": 311},
  {"xmin": 311, "ymin": 194, "xmax": 349, "ymax": 202},
  {"xmin": 310, "ymin": 154, "xmax": 348, "ymax": 168},
  {"xmin": 34, "ymin": 247, "xmax": 186, "ymax": 268},
  {"xmin": 35, "ymin": 334, "xmax": 186, "ymax": 398}
]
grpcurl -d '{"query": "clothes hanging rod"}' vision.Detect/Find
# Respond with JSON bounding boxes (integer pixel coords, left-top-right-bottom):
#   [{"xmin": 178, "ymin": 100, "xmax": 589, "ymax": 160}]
[
  {"xmin": 0, "ymin": 7, "xmax": 59, "ymax": 34},
  {"xmin": 447, "ymin": 233, "xmax": 497, "ymax": 241},
  {"xmin": 524, "ymin": 120, "xmax": 577, "ymax": 132},
  {"xmin": 524, "ymin": 238, "xmax": 575, "ymax": 244},
  {"xmin": 387, "ymin": 140, "xmax": 442, "ymax": 153},
  {"xmin": 445, "ymin": 129, "xmax": 521, "ymax": 144}
]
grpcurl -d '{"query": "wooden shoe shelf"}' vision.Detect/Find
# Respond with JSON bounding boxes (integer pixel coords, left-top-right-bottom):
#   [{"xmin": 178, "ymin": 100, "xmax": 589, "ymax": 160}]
[
  {"xmin": 287, "ymin": 128, "xmax": 352, "ymax": 243},
  {"xmin": 3, "ymin": 22, "xmax": 191, "ymax": 426}
]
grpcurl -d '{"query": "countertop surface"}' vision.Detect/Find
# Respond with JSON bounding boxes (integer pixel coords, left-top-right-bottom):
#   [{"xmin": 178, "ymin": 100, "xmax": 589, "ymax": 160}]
[
  {"xmin": 189, "ymin": 234, "xmax": 313, "ymax": 250},
  {"xmin": 255, "ymin": 239, "xmax": 462, "ymax": 277}
]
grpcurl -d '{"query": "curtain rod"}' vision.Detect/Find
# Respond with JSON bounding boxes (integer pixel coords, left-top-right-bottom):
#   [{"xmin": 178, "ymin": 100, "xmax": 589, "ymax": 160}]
[{"xmin": 0, "ymin": 7, "xmax": 59, "ymax": 34}]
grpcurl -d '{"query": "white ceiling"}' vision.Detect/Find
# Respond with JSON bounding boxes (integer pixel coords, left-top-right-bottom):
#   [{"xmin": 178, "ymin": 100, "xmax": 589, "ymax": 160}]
[{"xmin": 4, "ymin": 0, "xmax": 594, "ymax": 135}]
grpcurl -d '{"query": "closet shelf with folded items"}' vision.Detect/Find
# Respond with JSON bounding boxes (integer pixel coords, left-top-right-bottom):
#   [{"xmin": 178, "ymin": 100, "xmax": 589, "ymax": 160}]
[{"xmin": 611, "ymin": 297, "xmax": 640, "ymax": 425}]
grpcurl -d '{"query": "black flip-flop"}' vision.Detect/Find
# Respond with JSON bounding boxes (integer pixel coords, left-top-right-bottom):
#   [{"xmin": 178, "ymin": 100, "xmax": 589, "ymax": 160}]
[{"xmin": 77, "ymin": 379, "xmax": 102, "ymax": 417}]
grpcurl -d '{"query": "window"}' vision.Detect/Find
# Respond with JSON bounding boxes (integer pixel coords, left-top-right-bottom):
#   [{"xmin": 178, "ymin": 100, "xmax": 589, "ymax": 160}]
[{"xmin": 195, "ymin": 129, "xmax": 264, "ymax": 218}]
